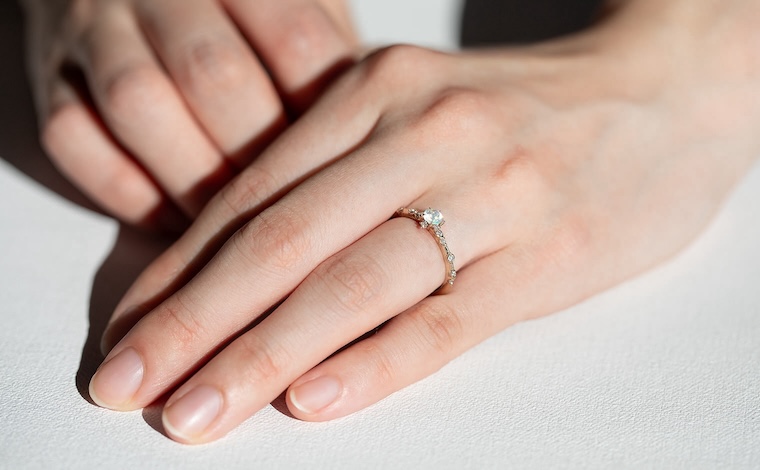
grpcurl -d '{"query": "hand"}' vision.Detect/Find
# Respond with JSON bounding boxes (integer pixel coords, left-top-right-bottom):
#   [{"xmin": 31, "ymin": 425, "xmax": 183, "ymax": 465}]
[
  {"xmin": 22, "ymin": 0, "xmax": 356, "ymax": 228},
  {"xmin": 88, "ymin": 0, "xmax": 760, "ymax": 444}
]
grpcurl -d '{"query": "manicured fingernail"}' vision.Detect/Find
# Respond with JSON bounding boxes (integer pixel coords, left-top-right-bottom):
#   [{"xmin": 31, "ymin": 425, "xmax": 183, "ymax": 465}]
[
  {"xmin": 163, "ymin": 385, "xmax": 222, "ymax": 441},
  {"xmin": 89, "ymin": 347, "xmax": 144, "ymax": 409},
  {"xmin": 289, "ymin": 376, "xmax": 342, "ymax": 414}
]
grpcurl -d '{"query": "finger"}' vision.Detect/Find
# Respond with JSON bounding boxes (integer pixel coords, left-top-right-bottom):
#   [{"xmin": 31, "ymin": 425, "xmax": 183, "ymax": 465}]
[
  {"xmin": 285, "ymin": 220, "xmax": 598, "ymax": 421},
  {"xmin": 135, "ymin": 0, "xmax": 286, "ymax": 167},
  {"xmin": 223, "ymin": 0, "xmax": 357, "ymax": 112},
  {"xmin": 40, "ymin": 74, "xmax": 170, "ymax": 226},
  {"xmin": 286, "ymin": 247, "xmax": 535, "ymax": 421},
  {"xmin": 88, "ymin": 131, "xmax": 451, "ymax": 412},
  {"xmin": 101, "ymin": 69, "xmax": 389, "ymax": 352},
  {"xmin": 158, "ymin": 217, "xmax": 450, "ymax": 443},
  {"xmin": 74, "ymin": 4, "xmax": 232, "ymax": 217}
]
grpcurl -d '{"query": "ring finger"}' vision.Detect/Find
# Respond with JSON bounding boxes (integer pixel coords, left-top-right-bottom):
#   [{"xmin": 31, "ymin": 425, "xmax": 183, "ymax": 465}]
[{"xmin": 159, "ymin": 210, "xmax": 475, "ymax": 443}]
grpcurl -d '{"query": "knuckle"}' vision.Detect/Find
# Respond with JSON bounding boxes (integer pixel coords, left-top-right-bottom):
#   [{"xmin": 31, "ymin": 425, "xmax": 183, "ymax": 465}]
[
  {"xmin": 102, "ymin": 63, "xmax": 169, "ymax": 121},
  {"xmin": 140, "ymin": 249, "xmax": 187, "ymax": 290},
  {"xmin": 153, "ymin": 296, "xmax": 207, "ymax": 351},
  {"xmin": 217, "ymin": 166, "xmax": 280, "ymax": 217},
  {"xmin": 368, "ymin": 346, "xmax": 397, "ymax": 384},
  {"xmin": 312, "ymin": 253, "xmax": 386, "ymax": 313},
  {"xmin": 409, "ymin": 302, "xmax": 463, "ymax": 355},
  {"xmin": 234, "ymin": 206, "xmax": 311, "ymax": 273},
  {"xmin": 490, "ymin": 144, "xmax": 535, "ymax": 184},
  {"xmin": 358, "ymin": 44, "xmax": 431, "ymax": 87},
  {"xmin": 177, "ymin": 37, "xmax": 248, "ymax": 93},
  {"xmin": 236, "ymin": 334, "xmax": 287, "ymax": 383},
  {"xmin": 412, "ymin": 88, "xmax": 499, "ymax": 142}
]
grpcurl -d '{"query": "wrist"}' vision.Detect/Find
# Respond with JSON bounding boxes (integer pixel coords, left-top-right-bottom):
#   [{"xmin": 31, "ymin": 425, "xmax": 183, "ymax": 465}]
[{"xmin": 595, "ymin": 0, "xmax": 760, "ymax": 77}]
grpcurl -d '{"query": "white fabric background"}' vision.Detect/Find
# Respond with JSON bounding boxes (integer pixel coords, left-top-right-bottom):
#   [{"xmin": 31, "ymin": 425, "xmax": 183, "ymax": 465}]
[{"xmin": 1, "ymin": 1, "xmax": 759, "ymax": 468}]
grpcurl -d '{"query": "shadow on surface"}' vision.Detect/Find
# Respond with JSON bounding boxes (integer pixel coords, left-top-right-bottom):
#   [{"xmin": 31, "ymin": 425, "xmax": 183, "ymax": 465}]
[
  {"xmin": 76, "ymin": 225, "xmax": 174, "ymax": 403},
  {"xmin": 0, "ymin": 0, "xmax": 177, "ymax": 430}
]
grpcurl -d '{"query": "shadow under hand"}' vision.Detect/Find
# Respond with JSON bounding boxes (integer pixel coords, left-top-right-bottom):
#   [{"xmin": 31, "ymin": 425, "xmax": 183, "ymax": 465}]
[{"xmin": 76, "ymin": 224, "xmax": 174, "ymax": 403}]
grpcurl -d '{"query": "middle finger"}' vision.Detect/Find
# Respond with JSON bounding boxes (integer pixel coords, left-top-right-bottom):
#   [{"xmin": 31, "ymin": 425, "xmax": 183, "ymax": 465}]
[
  {"xmin": 100, "ymin": 70, "xmax": 391, "ymax": 352},
  {"xmin": 135, "ymin": 0, "xmax": 287, "ymax": 167},
  {"xmin": 87, "ymin": 133, "xmax": 437, "ymax": 411},
  {"xmin": 161, "ymin": 217, "xmax": 449, "ymax": 443}
]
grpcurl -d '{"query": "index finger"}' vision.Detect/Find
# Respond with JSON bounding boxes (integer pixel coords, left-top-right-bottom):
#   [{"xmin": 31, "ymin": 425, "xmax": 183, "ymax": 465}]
[
  {"xmin": 100, "ymin": 68, "xmax": 388, "ymax": 353},
  {"xmin": 88, "ymin": 134, "xmax": 434, "ymax": 410}
]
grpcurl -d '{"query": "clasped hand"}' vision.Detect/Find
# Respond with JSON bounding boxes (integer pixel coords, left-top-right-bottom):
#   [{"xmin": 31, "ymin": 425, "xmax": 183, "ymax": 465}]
[{"xmin": 25, "ymin": 0, "xmax": 355, "ymax": 226}]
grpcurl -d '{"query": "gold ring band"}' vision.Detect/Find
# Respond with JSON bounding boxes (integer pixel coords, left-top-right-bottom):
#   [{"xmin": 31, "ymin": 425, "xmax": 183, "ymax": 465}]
[{"xmin": 394, "ymin": 207, "xmax": 457, "ymax": 290}]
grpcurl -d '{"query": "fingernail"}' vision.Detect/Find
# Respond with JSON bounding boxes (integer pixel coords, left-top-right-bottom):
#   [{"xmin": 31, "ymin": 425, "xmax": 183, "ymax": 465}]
[
  {"xmin": 289, "ymin": 376, "xmax": 342, "ymax": 414},
  {"xmin": 89, "ymin": 347, "xmax": 144, "ymax": 409},
  {"xmin": 163, "ymin": 385, "xmax": 223, "ymax": 441}
]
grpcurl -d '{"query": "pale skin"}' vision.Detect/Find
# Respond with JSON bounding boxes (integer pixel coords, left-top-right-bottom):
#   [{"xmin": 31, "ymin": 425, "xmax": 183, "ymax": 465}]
[
  {"xmin": 22, "ymin": 0, "xmax": 357, "ymax": 228},
  {"xmin": 27, "ymin": 0, "xmax": 760, "ymax": 445}
]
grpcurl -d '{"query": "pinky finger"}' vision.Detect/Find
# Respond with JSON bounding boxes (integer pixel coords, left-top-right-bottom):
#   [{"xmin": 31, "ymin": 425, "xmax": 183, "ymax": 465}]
[
  {"xmin": 285, "ymin": 249, "xmax": 532, "ymax": 422},
  {"xmin": 286, "ymin": 236, "xmax": 590, "ymax": 422},
  {"xmin": 41, "ymin": 77, "xmax": 176, "ymax": 228},
  {"xmin": 285, "ymin": 296, "xmax": 481, "ymax": 421}
]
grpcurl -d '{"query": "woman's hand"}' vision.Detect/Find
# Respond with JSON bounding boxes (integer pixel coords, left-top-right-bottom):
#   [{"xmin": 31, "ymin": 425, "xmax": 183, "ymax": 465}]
[
  {"xmin": 22, "ymin": 0, "xmax": 356, "ymax": 228},
  {"xmin": 88, "ymin": 0, "xmax": 760, "ymax": 444}
]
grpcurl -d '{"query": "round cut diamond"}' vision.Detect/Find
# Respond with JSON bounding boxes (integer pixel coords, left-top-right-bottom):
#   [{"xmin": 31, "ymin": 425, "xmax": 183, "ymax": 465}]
[{"xmin": 423, "ymin": 209, "xmax": 444, "ymax": 226}]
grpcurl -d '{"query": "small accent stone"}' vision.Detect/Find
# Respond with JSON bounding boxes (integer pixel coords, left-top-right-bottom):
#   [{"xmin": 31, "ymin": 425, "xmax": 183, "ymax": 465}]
[
  {"xmin": 447, "ymin": 253, "xmax": 455, "ymax": 262},
  {"xmin": 423, "ymin": 209, "xmax": 444, "ymax": 226},
  {"xmin": 450, "ymin": 270, "xmax": 457, "ymax": 278}
]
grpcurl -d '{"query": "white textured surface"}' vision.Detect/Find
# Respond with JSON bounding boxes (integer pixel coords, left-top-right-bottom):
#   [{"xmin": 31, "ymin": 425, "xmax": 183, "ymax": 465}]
[
  {"xmin": 2, "ymin": 1, "xmax": 760, "ymax": 468},
  {"xmin": 351, "ymin": 0, "xmax": 463, "ymax": 49}
]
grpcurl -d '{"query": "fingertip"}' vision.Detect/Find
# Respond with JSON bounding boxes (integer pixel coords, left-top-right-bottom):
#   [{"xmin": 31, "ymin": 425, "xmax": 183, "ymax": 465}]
[
  {"xmin": 88, "ymin": 347, "xmax": 145, "ymax": 411},
  {"xmin": 162, "ymin": 385, "xmax": 224, "ymax": 445},
  {"xmin": 287, "ymin": 375, "xmax": 343, "ymax": 420}
]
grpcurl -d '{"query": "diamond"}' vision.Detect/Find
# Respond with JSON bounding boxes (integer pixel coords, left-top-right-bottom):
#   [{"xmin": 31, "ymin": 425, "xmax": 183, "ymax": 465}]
[
  {"xmin": 423, "ymin": 209, "xmax": 444, "ymax": 226},
  {"xmin": 447, "ymin": 253, "xmax": 455, "ymax": 263}
]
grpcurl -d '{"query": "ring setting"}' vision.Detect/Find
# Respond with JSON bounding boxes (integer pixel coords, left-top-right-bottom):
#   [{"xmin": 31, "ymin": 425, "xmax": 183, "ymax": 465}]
[{"xmin": 394, "ymin": 207, "xmax": 457, "ymax": 289}]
